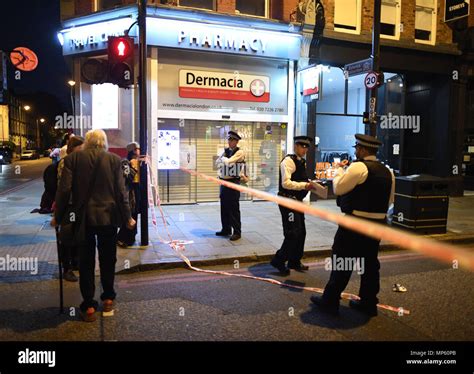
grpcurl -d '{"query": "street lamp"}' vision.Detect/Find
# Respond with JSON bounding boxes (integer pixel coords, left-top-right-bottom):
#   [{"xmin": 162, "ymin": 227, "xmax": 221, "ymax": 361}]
[
  {"xmin": 35, "ymin": 118, "xmax": 46, "ymax": 150},
  {"xmin": 23, "ymin": 105, "xmax": 31, "ymax": 111},
  {"xmin": 68, "ymin": 80, "xmax": 76, "ymax": 121}
]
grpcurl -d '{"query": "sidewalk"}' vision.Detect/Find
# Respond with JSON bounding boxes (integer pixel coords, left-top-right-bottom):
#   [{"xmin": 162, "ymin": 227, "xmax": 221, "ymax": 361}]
[{"xmin": 0, "ymin": 179, "xmax": 473, "ymax": 282}]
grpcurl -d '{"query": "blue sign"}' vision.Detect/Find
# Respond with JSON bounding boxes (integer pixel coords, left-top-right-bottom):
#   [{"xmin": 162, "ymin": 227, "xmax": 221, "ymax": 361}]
[{"xmin": 60, "ymin": 16, "xmax": 301, "ymax": 60}]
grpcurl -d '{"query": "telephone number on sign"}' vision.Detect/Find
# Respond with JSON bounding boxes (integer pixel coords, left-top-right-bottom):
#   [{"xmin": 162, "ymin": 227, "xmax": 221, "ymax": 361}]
[{"xmin": 249, "ymin": 107, "xmax": 285, "ymax": 113}]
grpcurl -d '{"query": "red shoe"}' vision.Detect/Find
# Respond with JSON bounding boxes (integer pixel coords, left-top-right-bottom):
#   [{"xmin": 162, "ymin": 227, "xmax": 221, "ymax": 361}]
[
  {"xmin": 103, "ymin": 299, "xmax": 114, "ymax": 313},
  {"xmin": 80, "ymin": 307, "xmax": 97, "ymax": 322}
]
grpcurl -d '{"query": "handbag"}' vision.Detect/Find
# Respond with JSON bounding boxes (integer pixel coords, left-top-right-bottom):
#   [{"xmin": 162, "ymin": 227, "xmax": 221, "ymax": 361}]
[{"xmin": 58, "ymin": 153, "xmax": 103, "ymax": 246}]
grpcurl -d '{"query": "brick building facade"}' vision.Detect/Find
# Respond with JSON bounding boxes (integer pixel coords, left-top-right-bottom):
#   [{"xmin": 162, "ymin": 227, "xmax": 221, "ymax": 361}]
[{"xmin": 59, "ymin": 0, "xmax": 473, "ymax": 195}]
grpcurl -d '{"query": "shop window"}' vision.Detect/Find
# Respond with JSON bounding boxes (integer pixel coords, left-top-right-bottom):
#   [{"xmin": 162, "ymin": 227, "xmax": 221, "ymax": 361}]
[
  {"xmin": 316, "ymin": 66, "xmax": 346, "ymax": 114},
  {"xmin": 178, "ymin": 0, "xmax": 215, "ymax": 10},
  {"xmin": 236, "ymin": 0, "xmax": 268, "ymax": 17},
  {"xmin": 99, "ymin": 0, "xmax": 122, "ymax": 11},
  {"xmin": 415, "ymin": 0, "xmax": 437, "ymax": 45},
  {"xmin": 381, "ymin": 0, "xmax": 401, "ymax": 40},
  {"xmin": 334, "ymin": 0, "xmax": 362, "ymax": 34}
]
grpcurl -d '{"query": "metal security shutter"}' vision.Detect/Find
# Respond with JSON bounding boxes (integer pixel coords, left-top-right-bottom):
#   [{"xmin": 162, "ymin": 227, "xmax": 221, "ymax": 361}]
[{"xmin": 195, "ymin": 121, "xmax": 224, "ymax": 202}]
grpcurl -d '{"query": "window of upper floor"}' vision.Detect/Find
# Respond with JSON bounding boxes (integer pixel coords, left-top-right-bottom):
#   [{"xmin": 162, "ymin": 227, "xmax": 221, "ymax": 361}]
[
  {"xmin": 381, "ymin": 0, "xmax": 401, "ymax": 40},
  {"xmin": 236, "ymin": 0, "xmax": 269, "ymax": 18},
  {"xmin": 97, "ymin": 0, "xmax": 122, "ymax": 11},
  {"xmin": 415, "ymin": 0, "xmax": 437, "ymax": 45},
  {"xmin": 158, "ymin": 0, "xmax": 215, "ymax": 11},
  {"xmin": 334, "ymin": 0, "xmax": 362, "ymax": 35},
  {"xmin": 176, "ymin": 0, "xmax": 215, "ymax": 11}
]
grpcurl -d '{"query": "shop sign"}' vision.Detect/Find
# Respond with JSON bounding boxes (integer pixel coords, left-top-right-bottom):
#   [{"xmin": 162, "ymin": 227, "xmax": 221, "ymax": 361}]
[
  {"xmin": 444, "ymin": 0, "xmax": 470, "ymax": 22},
  {"xmin": 344, "ymin": 58, "xmax": 373, "ymax": 78},
  {"xmin": 300, "ymin": 65, "xmax": 320, "ymax": 100},
  {"xmin": 179, "ymin": 70, "xmax": 270, "ymax": 103},
  {"xmin": 60, "ymin": 16, "xmax": 301, "ymax": 60}
]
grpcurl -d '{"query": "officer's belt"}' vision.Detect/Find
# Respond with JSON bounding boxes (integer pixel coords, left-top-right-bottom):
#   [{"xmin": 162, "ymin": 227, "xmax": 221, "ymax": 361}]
[
  {"xmin": 219, "ymin": 177, "xmax": 240, "ymax": 182},
  {"xmin": 277, "ymin": 192, "xmax": 302, "ymax": 201},
  {"xmin": 352, "ymin": 210, "xmax": 386, "ymax": 220}
]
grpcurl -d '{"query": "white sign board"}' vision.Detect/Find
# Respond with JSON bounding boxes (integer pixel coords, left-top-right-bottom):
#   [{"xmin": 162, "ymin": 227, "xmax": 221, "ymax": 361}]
[
  {"xmin": 92, "ymin": 83, "xmax": 119, "ymax": 129},
  {"xmin": 365, "ymin": 72, "xmax": 379, "ymax": 90},
  {"xmin": 157, "ymin": 130, "xmax": 180, "ymax": 170},
  {"xmin": 301, "ymin": 65, "xmax": 321, "ymax": 99},
  {"xmin": 180, "ymin": 143, "xmax": 196, "ymax": 170}
]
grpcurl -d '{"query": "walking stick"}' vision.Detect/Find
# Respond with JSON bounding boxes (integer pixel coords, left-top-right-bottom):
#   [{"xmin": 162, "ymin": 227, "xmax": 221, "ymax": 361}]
[{"xmin": 54, "ymin": 226, "xmax": 64, "ymax": 314}]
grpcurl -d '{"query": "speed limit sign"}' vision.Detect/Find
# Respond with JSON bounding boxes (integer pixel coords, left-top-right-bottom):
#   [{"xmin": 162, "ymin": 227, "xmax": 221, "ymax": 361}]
[{"xmin": 365, "ymin": 71, "xmax": 379, "ymax": 90}]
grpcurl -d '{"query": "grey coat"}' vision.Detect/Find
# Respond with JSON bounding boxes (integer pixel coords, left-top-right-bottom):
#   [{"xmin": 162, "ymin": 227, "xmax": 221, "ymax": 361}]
[{"xmin": 55, "ymin": 148, "xmax": 132, "ymax": 227}]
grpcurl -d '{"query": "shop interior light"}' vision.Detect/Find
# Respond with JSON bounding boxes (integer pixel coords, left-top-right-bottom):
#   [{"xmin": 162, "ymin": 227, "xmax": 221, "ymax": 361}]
[
  {"xmin": 316, "ymin": 64, "xmax": 330, "ymax": 72},
  {"xmin": 57, "ymin": 32, "xmax": 64, "ymax": 46}
]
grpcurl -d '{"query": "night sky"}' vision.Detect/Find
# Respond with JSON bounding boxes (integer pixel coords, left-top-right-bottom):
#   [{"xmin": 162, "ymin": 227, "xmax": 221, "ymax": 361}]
[{"xmin": 0, "ymin": 0, "xmax": 71, "ymax": 107}]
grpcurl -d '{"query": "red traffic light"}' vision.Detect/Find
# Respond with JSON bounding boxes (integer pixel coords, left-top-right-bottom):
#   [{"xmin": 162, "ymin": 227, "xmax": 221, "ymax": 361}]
[
  {"xmin": 107, "ymin": 36, "xmax": 135, "ymax": 88},
  {"xmin": 108, "ymin": 36, "xmax": 133, "ymax": 61}
]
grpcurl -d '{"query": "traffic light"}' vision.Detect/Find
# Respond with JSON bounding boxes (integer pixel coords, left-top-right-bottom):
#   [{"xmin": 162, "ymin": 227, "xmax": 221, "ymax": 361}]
[
  {"xmin": 81, "ymin": 58, "xmax": 108, "ymax": 85},
  {"xmin": 107, "ymin": 36, "xmax": 134, "ymax": 88}
]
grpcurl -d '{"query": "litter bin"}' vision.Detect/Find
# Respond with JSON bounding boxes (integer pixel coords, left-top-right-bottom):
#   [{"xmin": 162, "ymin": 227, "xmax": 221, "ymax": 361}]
[{"xmin": 392, "ymin": 174, "xmax": 449, "ymax": 234}]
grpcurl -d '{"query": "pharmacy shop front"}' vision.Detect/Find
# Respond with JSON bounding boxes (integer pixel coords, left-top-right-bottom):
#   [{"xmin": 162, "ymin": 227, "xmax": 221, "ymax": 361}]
[{"xmin": 60, "ymin": 8, "xmax": 301, "ymax": 204}]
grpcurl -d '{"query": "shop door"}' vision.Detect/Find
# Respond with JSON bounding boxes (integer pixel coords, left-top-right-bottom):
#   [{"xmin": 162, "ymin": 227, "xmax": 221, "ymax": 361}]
[{"xmin": 156, "ymin": 119, "xmax": 286, "ymax": 204}]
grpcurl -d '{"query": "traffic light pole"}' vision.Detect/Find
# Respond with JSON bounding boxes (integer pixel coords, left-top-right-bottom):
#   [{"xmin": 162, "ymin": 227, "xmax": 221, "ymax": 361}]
[
  {"xmin": 138, "ymin": 0, "xmax": 149, "ymax": 246},
  {"xmin": 369, "ymin": 0, "xmax": 381, "ymax": 137}
]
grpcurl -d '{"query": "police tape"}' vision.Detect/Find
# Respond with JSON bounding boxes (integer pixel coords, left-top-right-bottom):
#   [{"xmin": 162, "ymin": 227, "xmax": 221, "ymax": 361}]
[
  {"xmin": 144, "ymin": 161, "xmax": 412, "ymax": 316},
  {"xmin": 182, "ymin": 167, "xmax": 474, "ymax": 272}
]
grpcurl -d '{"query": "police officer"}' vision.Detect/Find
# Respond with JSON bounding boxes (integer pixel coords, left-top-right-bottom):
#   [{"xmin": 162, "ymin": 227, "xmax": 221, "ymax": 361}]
[
  {"xmin": 311, "ymin": 134, "xmax": 395, "ymax": 316},
  {"xmin": 215, "ymin": 131, "xmax": 245, "ymax": 241},
  {"xmin": 271, "ymin": 136, "xmax": 315, "ymax": 275}
]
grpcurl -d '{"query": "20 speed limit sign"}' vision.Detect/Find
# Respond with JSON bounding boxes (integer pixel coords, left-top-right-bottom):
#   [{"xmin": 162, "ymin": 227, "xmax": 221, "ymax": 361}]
[{"xmin": 365, "ymin": 71, "xmax": 379, "ymax": 89}]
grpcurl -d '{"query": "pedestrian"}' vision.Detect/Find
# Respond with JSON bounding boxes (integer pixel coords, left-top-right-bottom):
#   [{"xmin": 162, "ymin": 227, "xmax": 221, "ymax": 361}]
[
  {"xmin": 56, "ymin": 135, "xmax": 84, "ymax": 282},
  {"xmin": 117, "ymin": 142, "xmax": 141, "ymax": 248},
  {"xmin": 311, "ymin": 134, "xmax": 395, "ymax": 317},
  {"xmin": 215, "ymin": 131, "xmax": 245, "ymax": 241},
  {"xmin": 270, "ymin": 136, "xmax": 315, "ymax": 275},
  {"xmin": 59, "ymin": 133, "xmax": 73, "ymax": 160},
  {"xmin": 52, "ymin": 129, "xmax": 136, "ymax": 322},
  {"xmin": 39, "ymin": 162, "xmax": 58, "ymax": 214}
]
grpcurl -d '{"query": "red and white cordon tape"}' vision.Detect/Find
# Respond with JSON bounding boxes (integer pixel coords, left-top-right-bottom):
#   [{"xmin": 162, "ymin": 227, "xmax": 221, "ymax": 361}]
[{"xmin": 141, "ymin": 159, "xmax": 447, "ymax": 316}]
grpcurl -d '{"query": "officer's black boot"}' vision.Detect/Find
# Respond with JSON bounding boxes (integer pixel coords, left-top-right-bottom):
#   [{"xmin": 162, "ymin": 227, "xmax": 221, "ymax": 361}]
[
  {"xmin": 270, "ymin": 258, "xmax": 290, "ymax": 276},
  {"xmin": 288, "ymin": 262, "xmax": 309, "ymax": 271},
  {"xmin": 310, "ymin": 295, "xmax": 339, "ymax": 316},
  {"xmin": 349, "ymin": 300, "xmax": 378, "ymax": 317},
  {"xmin": 215, "ymin": 230, "xmax": 231, "ymax": 236}
]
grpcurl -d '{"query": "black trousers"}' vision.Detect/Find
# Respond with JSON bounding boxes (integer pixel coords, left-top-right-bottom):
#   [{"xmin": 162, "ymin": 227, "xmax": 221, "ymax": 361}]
[
  {"xmin": 219, "ymin": 182, "xmax": 241, "ymax": 235},
  {"xmin": 79, "ymin": 225, "xmax": 118, "ymax": 311},
  {"xmin": 60, "ymin": 242, "xmax": 78, "ymax": 271},
  {"xmin": 117, "ymin": 183, "xmax": 139, "ymax": 246},
  {"xmin": 322, "ymin": 223, "xmax": 382, "ymax": 307},
  {"xmin": 274, "ymin": 204, "xmax": 306, "ymax": 267}
]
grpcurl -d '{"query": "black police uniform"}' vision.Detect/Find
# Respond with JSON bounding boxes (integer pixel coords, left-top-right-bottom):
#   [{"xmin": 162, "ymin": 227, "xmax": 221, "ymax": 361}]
[
  {"xmin": 273, "ymin": 154, "xmax": 309, "ymax": 270},
  {"xmin": 321, "ymin": 158, "xmax": 392, "ymax": 309},
  {"xmin": 218, "ymin": 146, "xmax": 244, "ymax": 237}
]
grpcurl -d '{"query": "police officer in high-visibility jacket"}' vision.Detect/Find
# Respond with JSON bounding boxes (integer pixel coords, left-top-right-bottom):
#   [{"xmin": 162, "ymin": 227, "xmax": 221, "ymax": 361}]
[
  {"xmin": 215, "ymin": 131, "xmax": 245, "ymax": 241},
  {"xmin": 271, "ymin": 136, "xmax": 315, "ymax": 275},
  {"xmin": 311, "ymin": 134, "xmax": 395, "ymax": 316}
]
